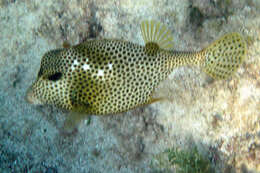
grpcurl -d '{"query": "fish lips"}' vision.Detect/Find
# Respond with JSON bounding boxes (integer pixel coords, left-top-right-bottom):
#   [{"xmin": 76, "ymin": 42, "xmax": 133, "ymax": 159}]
[{"xmin": 25, "ymin": 86, "xmax": 43, "ymax": 105}]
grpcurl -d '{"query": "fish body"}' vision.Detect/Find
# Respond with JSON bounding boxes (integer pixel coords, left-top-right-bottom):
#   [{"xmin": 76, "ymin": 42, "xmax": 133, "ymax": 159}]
[
  {"xmin": 26, "ymin": 20, "xmax": 246, "ymax": 129},
  {"xmin": 28, "ymin": 39, "xmax": 202, "ymax": 114}
]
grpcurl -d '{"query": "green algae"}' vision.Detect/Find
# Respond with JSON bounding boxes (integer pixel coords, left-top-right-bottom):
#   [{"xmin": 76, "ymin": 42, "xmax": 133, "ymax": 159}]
[{"xmin": 152, "ymin": 146, "xmax": 215, "ymax": 173}]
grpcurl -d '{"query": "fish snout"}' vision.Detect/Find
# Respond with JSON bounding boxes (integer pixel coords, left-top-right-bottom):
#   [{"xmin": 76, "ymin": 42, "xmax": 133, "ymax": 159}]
[{"xmin": 25, "ymin": 86, "xmax": 43, "ymax": 105}]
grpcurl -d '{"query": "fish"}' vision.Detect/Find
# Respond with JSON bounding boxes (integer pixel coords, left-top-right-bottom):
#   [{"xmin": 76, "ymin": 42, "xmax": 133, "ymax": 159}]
[{"xmin": 26, "ymin": 20, "xmax": 247, "ymax": 130}]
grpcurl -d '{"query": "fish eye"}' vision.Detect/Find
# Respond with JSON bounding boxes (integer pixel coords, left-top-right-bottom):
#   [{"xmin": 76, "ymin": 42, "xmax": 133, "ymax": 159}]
[{"xmin": 47, "ymin": 72, "xmax": 62, "ymax": 81}]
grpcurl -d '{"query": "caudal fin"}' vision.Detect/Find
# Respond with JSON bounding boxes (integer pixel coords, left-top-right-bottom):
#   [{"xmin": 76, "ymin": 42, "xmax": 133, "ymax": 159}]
[{"xmin": 201, "ymin": 32, "xmax": 247, "ymax": 79}]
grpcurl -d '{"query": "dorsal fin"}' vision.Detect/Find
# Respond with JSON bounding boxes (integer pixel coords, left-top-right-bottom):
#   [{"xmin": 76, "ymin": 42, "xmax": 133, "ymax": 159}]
[{"xmin": 140, "ymin": 20, "xmax": 174, "ymax": 50}]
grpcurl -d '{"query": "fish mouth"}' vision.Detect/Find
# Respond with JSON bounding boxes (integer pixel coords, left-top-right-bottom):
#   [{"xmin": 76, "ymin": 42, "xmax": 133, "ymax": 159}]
[{"xmin": 25, "ymin": 86, "xmax": 43, "ymax": 105}]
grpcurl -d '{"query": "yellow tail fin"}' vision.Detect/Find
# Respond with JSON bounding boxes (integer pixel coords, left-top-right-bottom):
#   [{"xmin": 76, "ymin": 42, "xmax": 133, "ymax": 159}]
[{"xmin": 201, "ymin": 32, "xmax": 247, "ymax": 79}]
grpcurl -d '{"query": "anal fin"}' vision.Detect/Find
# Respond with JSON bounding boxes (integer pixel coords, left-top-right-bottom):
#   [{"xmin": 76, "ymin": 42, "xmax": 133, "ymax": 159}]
[{"xmin": 145, "ymin": 97, "xmax": 167, "ymax": 106}]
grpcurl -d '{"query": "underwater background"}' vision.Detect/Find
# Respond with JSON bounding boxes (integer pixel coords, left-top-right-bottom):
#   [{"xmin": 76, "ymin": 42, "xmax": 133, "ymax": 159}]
[{"xmin": 0, "ymin": 0, "xmax": 260, "ymax": 172}]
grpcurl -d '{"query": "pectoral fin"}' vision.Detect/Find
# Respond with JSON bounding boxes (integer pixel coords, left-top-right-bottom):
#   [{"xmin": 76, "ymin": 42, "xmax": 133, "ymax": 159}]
[
  {"xmin": 63, "ymin": 111, "xmax": 87, "ymax": 133},
  {"xmin": 63, "ymin": 101, "xmax": 91, "ymax": 133}
]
